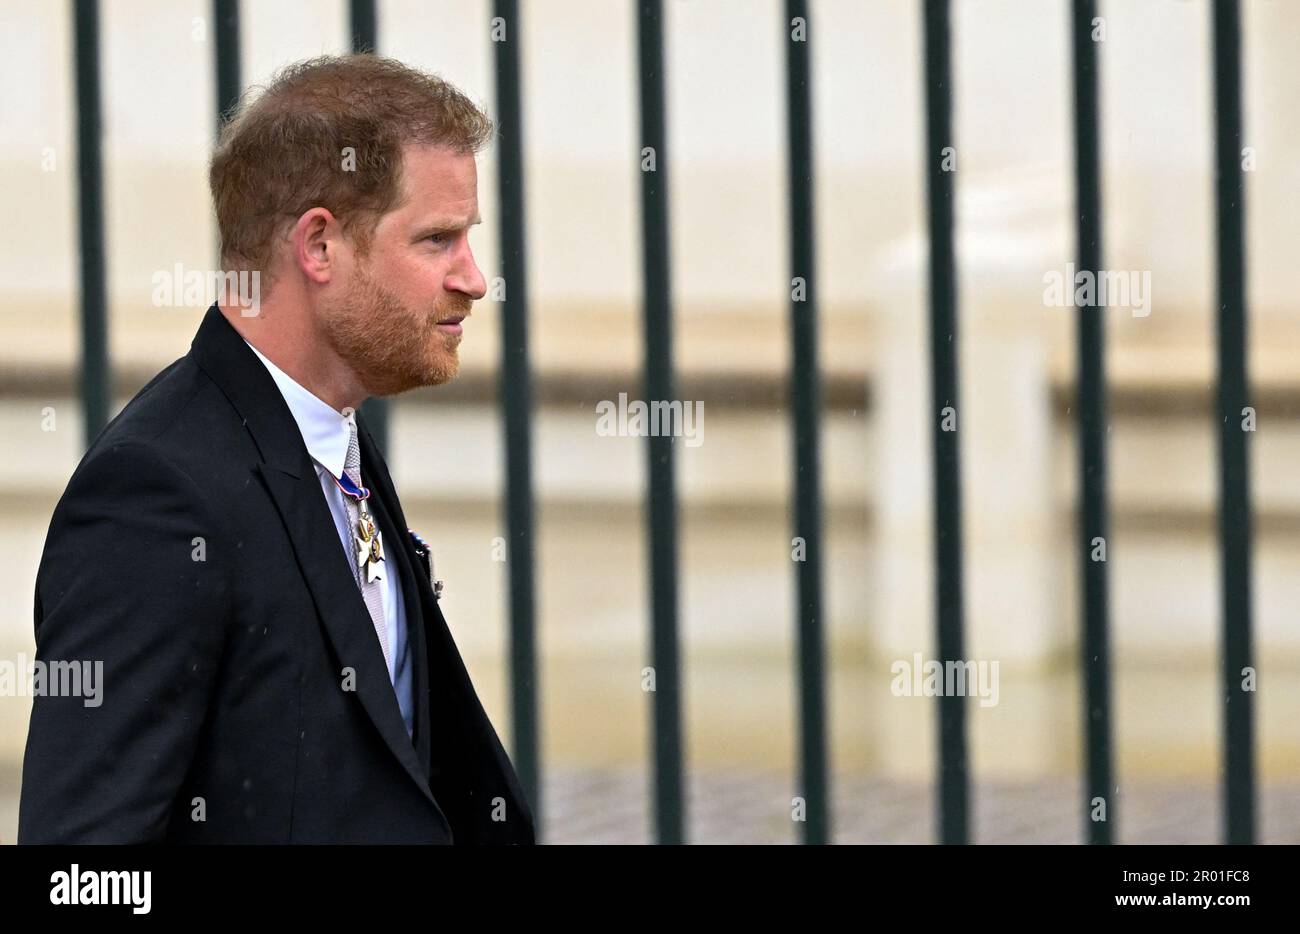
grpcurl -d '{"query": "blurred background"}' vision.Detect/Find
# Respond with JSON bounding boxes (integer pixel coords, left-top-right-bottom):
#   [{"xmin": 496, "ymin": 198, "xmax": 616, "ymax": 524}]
[{"xmin": 0, "ymin": 0, "xmax": 1298, "ymax": 844}]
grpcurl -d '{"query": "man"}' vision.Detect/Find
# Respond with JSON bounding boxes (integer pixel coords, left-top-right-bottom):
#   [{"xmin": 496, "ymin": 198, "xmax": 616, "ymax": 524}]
[{"xmin": 18, "ymin": 55, "xmax": 534, "ymax": 843}]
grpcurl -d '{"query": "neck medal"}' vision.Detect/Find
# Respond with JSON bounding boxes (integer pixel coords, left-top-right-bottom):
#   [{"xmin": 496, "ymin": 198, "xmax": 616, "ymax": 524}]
[{"xmin": 336, "ymin": 473, "xmax": 384, "ymax": 584}]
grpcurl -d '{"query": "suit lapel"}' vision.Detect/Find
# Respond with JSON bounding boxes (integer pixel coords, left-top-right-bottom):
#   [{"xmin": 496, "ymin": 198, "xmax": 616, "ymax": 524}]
[
  {"xmin": 363, "ymin": 471, "xmax": 433, "ymax": 778},
  {"xmin": 189, "ymin": 304, "xmax": 443, "ymax": 818},
  {"xmin": 355, "ymin": 414, "xmax": 537, "ymax": 843},
  {"xmin": 254, "ymin": 462, "xmax": 439, "ymax": 809}
]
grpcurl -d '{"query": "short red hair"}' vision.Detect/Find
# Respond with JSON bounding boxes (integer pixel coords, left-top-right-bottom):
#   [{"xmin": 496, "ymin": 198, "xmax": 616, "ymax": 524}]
[{"xmin": 209, "ymin": 54, "xmax": 493, "ymax": 276}]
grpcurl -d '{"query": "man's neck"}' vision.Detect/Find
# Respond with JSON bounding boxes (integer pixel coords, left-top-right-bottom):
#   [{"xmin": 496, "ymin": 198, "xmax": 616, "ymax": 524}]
[{"xmin": 220, "ymin": 305, "xmax": 366, "ymax": 413}]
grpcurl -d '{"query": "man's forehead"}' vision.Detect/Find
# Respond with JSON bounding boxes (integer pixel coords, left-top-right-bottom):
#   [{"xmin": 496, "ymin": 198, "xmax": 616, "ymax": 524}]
[
  {"xmin": 400, "ymin": 144, "xmax": 477, "ymax": 188},
  {"xmin": 395, "ymin": 145, "xmax": 479, "ymax": 221}
]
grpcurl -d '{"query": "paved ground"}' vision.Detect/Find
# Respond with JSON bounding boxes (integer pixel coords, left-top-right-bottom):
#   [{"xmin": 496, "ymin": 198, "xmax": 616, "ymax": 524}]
[
  {"xmin": 539, "ymin": 768, "xmax": 1300, "ymax": 844},
  {"xmin": 4, "ymin": 769, "xmax": 1297, "ymax": 844}
]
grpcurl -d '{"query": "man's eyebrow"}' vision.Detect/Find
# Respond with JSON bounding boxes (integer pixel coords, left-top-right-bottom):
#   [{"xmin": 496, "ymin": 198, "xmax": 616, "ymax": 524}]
[{"xmin": 417, "ymin": 213, "xmax": 482, "ymax": 231}]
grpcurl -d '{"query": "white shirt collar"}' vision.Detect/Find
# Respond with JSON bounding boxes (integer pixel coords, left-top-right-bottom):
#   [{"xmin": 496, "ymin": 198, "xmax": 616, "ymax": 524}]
[{"xmin": 243, "ymin": 338, "xmax": 353, "ymax": 481}]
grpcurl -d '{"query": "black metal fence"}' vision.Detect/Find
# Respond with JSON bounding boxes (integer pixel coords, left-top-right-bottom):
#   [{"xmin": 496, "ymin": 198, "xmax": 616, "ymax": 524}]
[{"xmin": 67, "ymin": 0, "xmax": 1256, "ymax": 844}]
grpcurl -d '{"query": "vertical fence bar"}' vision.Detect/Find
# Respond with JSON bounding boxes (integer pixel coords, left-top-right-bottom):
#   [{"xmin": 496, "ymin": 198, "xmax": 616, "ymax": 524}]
[
  {"xmin": 349, "ymin": 0, "xmax": 377, "ymax": 52},
  {"xmin": 783, "ymin": 0, "xmax": 828, "ymax": 846},
  {"xmin": 1070, "ymin": 0, "xmax": 1114, "ymax": 846},
  {"xmin": 213, "ymin": 0, "xmax": 240, "ymax": 132},
  {"xmin": 350, "ymin": 0, "xmax": 389, "ymax": 453},
  {"xmin": 636, "ymin": 0, "xmax": 685, "ymax": 845},
  {"xmin": 73, "ymin": 0, "xmax": 108, "ymax": 449},
  {"xmin": 491, "ymin": 0, "xmax": 540, "ymax": 837},
  {"xmin": 1211, "ymin": 0, "xmax": 1255, "ymax": 846},
  {"xmin": 921, "ymin": 0, "xmax": 968, "ymax": 845}
]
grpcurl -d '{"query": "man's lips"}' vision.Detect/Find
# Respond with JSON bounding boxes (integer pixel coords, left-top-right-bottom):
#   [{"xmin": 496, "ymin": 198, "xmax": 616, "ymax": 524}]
[{"xmin": 436, "ymin": 314, "xmax": 467, "ymax": 336}]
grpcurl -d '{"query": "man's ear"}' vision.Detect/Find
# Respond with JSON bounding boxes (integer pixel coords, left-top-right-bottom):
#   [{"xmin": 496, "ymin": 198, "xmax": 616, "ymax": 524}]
[{"xmin": 291, "ymin": 207, "xmax": 338, "ymax": 285}]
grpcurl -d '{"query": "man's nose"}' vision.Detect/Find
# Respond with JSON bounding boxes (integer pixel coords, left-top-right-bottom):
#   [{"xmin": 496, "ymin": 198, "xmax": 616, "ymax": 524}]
[{"xmin": 448, "ymin": 240, "xmax": 487, "ymax": 301}]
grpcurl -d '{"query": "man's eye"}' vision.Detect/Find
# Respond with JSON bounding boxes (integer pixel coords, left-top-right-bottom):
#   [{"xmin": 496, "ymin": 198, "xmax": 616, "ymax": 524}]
[{"xmin": 427, "ymin": 233, "xmax": 446, "ymax": 244}]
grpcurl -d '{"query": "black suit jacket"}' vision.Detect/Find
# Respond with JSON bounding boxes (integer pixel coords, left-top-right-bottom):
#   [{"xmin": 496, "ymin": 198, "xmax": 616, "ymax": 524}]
[{"xmin": 18, "ymin": 304, "xmax": 535, "ymax": 844}]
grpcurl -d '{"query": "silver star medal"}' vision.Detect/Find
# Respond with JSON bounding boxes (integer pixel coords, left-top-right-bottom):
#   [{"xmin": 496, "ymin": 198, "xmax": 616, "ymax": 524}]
[{"xmin": 353, "ymin": 499, "xmax": 385, "ymax": 584}]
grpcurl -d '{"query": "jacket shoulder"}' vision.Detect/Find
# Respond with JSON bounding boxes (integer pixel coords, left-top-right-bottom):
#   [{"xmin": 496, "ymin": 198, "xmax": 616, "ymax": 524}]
[{"xmin": 78, "ymin": 352, "xmax": 251, "ymax": 481}]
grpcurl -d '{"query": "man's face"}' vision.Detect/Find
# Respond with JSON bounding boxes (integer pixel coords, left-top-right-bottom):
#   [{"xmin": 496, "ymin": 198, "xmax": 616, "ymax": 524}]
[{"xmin": 319, "ymin": 144, "xmax": 487, "ymax": 398}]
